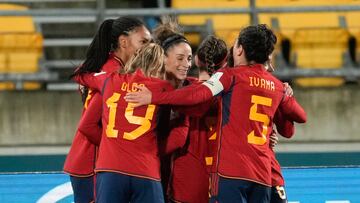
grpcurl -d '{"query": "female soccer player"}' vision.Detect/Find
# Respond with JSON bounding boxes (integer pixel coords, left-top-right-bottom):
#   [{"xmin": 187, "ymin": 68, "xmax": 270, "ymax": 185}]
[
  {"xmin": 150, "ymin": 17, "xmax": 193, "ymax": 200},
  {"xmin": 73, "ymin": 43, "xmax": 172, "ymax": 203},
  {"xmin": 125, "ymin": 24, "xmax": 307, "ymax": 202},
  {"xmin": 163, "ymin": 35, "xmax": 228, "ymax": 203},
  {"xmin": 63, "ymin": 16, "xmax": 150, "ymax": 203}
]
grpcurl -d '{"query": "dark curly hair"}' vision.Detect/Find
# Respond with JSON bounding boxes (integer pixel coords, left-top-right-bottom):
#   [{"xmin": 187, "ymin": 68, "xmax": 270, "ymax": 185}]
[
  {"xmin": 196, "ymin": 35, "xmax": 228, "ymax": 75},
  {"xmin": 236, "ymin": 24, "xmax": 277, "ymax": 64}
]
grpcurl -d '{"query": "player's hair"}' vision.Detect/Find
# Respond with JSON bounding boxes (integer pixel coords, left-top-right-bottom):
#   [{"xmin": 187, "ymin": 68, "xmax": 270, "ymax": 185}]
[
  {"xmin": 196, "ymin": 35, "xmax": 228, "ymax": 75},
  {"xmin": 72, "ymin": 17, "xmax": 145, "ymax": 102},
  {"xmin": 227, "ymin": 46, "xmax": 234, "ymax": 67},
  {"xmin": 152, "ymin": 17, "xmax": 190, "ymax": 54},
  {"xmin": 125, "ymin": 43, "xmax": 165, "ymax": 78},
  {"xmin": 236, "ymin": 24, "xmax": 277, "ymax": 64},
  {"xmin": 74, "ymin": 17, "xmax": 145, "ymax": 75}
]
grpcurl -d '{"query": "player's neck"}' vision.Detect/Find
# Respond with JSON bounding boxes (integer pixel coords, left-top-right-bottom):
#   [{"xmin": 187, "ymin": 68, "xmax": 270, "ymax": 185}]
[{"xmin": 114, "ymin": 49, "xmax": 128, "ymax": 65}]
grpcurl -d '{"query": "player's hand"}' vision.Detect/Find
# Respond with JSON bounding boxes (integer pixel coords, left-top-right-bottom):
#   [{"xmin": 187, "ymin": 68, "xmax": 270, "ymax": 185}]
[
  {"xmin": 79, "ymin": 84, "xmax": 85, "ymax": 94},
  {"xmin": 283, "ymin": 82, "xmax": 293, "ymax": 97},
  {"xmin": 124, "ymin": 85, "xmax": 152, "ymax": 107},
  {"xmin": 269, "ymin": 130, "xmax": 279, "ymax": 150}
]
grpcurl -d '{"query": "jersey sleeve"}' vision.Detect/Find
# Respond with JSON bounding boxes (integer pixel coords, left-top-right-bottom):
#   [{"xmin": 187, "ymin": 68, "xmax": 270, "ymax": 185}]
[
  {"xmin": 161, "ymin": 116, "xmax": 190, "ymax": 154},
  {"xmin": 278, "ymin": 96, "xmax": 307, "ymax": 123},
  {"xmin": 73, "ymin": 71, "xmax": 108, "ymax": 92},
  {"xmin": 274, "ymin": 110, "xmax": 295, "ymax": 138},
  {"xmin": 152, "ymin": 70, "xmax": 231, "ymax": 105},
  {"xmin": 77, "ymin": 93, "xmax": 102, "ymax": 145},
  {"xmin": 173, "ymin": 98, "xmax": 214, "ymax": 117}
]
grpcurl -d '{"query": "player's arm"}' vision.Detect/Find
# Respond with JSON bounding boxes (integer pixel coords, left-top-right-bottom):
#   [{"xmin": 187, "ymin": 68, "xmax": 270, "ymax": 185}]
[
  {"xmin": 72, "ymin": 71, "xmax": 107, "ymax": 92},
  {"xmin": 125, "ymin": 70, "xmax": 231, "ymax": 107},
  {"xmin": 279, "ymin": 95, "xmax": 307, "ymax": 123},
  {"xmin": 173, "ymin": 98, "xmax": 214, "ymax": 117},
  {"xmin": 77, "ymin": 93, "xmax": 102, "ymax": 145},
  {"xmin": 160, "ymin": 115, "xmax": 190, "ymax": 154},
  {"xmin": 274, "ymin": 110, "xmax": 295, "ymax": 138}
]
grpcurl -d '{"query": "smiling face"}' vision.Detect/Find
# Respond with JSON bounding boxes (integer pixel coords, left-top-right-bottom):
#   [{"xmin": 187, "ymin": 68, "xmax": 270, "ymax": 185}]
[{"xmin": 164, "ymin": 42, "xmax": 192, "ymax": 82}]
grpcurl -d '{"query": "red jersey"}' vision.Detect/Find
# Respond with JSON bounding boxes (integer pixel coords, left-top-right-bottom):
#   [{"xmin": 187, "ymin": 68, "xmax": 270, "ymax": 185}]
[
  {"xmin": 270, "ymin": 150, "xmax": 284, "ymax": 186},
  {"xmin": 74, "ymin": 69, "xmax": 173, "ymax": 180},
  {"xmin": 271, "ymin": 105, "xmax": 306, "ymax": 186},
  {"xmin": 170, "ymin": 99, "xmax": 220, "ymax": 203},
  {"xmin": 63, "ymin": 54, "xmax": 123, "ymax": 176},
  {"xmin": 151, "ymin": 64, "xmax": 306, "ymax": 186}
]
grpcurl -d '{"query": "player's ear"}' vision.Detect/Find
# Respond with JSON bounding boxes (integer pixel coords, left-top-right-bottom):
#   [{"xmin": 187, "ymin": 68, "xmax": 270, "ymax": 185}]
[
  {"xmin": 234, "ymin": 44, "xmax": 243, "ymax": 57},
  {"xmin": 119, "ymin": 35, "xmax": 128, "ymax": 49}
]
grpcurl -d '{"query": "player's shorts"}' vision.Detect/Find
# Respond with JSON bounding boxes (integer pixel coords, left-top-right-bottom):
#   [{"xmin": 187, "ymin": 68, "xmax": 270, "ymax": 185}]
[
  {"xmin": 96, "ymin": 172, "xmax": 164, "ymax": 203},
  {"xmin": 70, "ymin": 175, "xmax": 95, "ymax": 203},
  {"xmin": 217, "ymin": 176, "xmax": 271, "ymax": 203},
  {"xmin": 270, "ymin": 185, "xmax": 287, "ymax": 203}
]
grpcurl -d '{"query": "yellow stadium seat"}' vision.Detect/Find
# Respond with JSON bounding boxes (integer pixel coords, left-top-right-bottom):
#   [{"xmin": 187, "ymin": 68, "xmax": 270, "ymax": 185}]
[
  {"xmin": 9, "ymin": 52, "xmax": 41, "ymax": 73},
  {"xmin": 0, "ymin": 4, "xmax": 35, "ymax": 33},
  {"xmin": 0, "ymin": 53, "xmax": 6, "ymax": 72},
  {"xmin": 23, "ymin": 82, "xmax": 42, "ymax": 90},
  {"xmin": 0, "ymin": 82, "xmax": 15, "ymax": 90},
  {"xmin": 259, "ymin": 12, "xmax": 341, "ymax": 39},
  {"xmin": 292, "ymin": 28, "xmax": 348, "ymax": 87},
  {"xmin": 345, "ymin": 9, "xmax": 360, "ymax": 63},
  {"xmin": 256, "ymin": 0, "xmax": 355, "ymax": 87},
  {"xmin": 257, "ymin": 0, "xmax": 354, "ymax": 7},
  {"xmin": 0, "ymin": 4, "xmax": 43, "ymax": 90},
  {"xmin": 172, "ymin": 0, "xmax": 250, "ymax": 46}
]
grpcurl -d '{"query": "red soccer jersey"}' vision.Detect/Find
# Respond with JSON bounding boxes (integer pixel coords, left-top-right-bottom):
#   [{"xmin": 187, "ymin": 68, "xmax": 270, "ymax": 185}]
[
  {"xmin": 63, "ymin": 89, "xmax": 99, "ymax": 176},
  {"xmin": 166, "ymin": 101, "xmax": 219, "ymax": 203},
  {"xmin": 270, "ymin": 150, "xmax": 285, "ymax": 186},
  {"xmin": 63, "ymin": 54, "xmax": 123, "ymax": 176},
  {"xmin": 74, "ymin": 69, "xmax": 173, "ymax": 180},
  {"xmin": 271, "ymin": 105, "xmax": 306, "ymax": 186},
  {"xmin": 151, "ymin": 64, "xmax": 306, "ymax": 186}
]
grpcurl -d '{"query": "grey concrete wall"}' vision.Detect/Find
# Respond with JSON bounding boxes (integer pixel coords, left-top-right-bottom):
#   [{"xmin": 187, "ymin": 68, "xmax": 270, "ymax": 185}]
[
  {"xmin": 288, "ymin": 85, "xmax": 359, "ymax": 142},
  {"xmin": 0, "ymin": 86, "xmax": 359, "ymax": 146},
  {"xmin": 0, "ymin": 91, "xmax": 82, "ymax": 145}
]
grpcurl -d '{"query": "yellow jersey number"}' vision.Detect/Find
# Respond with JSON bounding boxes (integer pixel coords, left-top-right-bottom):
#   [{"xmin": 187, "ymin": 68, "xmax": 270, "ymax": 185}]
[
  {"xmin": 247, "ymin": 95, "xmax": 272, "ymax": 145},
  {"xmin": 84, "ymin": 89, "xmax": 92, "ymax": 109},
  {"xmin": 105, "ymin": 93, "xmax": 155, "ymax": 140}
]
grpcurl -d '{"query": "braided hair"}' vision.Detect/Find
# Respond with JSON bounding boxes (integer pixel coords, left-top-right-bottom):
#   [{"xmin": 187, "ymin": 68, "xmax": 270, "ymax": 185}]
[{"xmin": 196, "ymin": 35, "xmax": 228, "ymax": 75}]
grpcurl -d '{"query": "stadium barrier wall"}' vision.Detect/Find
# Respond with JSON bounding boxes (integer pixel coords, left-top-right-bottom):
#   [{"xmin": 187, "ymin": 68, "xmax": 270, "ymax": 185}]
[
  {"xmin": 0, "ymin": 85, "xmax": 359, "ymax": 146},
  {"xmin": 0, "ymin": 167, "xmax": 359, "ymax": 203}
]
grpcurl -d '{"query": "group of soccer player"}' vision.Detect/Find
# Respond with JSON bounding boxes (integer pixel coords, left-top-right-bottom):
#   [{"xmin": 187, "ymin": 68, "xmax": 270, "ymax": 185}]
[{"xmin": 63, "ymin": 15, "xmax": 307, "ymax": 203}]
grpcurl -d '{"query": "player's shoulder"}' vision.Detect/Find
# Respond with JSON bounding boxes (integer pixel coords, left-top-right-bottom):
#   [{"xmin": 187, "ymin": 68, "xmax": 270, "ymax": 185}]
[
  {"xmin": 149, "ymin": 77, "xmax": 174, "ymax": 91},
  {"xmin": 102, "ymin": 56, "xmax": 122, "ymax": 73}
]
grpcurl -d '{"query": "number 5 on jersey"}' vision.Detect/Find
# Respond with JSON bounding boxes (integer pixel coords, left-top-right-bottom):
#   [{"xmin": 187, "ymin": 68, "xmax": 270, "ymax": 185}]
[
  {"xmin": 247, "ymin": 95, "xmax": 272, "ymax": 145},
  {"xmin": 106, "ymin": 93, "xmax": 155, "ymax": 140}
]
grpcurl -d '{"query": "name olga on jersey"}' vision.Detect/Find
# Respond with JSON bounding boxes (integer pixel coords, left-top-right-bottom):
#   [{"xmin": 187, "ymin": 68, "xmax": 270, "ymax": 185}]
[
  {"xmin": 249, "ymin": 76, "xmax": 275, "ymax": 91},
  {"xmin": 121, "ymin": 82, "xmax": 145, "ymax": 93}
]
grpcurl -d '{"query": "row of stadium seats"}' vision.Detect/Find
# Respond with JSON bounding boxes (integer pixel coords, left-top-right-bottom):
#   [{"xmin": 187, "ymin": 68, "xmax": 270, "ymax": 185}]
[
  {"xmin": 1, "ymin": 1, "xmax": 360, "ymax": 89},
  {"xmin": 0, "ymin": 4, "xmax": 43, "ymax": 90},
  {"xmin": 172, "ymin": 0, "xmax": 360, "ymax": 87}
]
